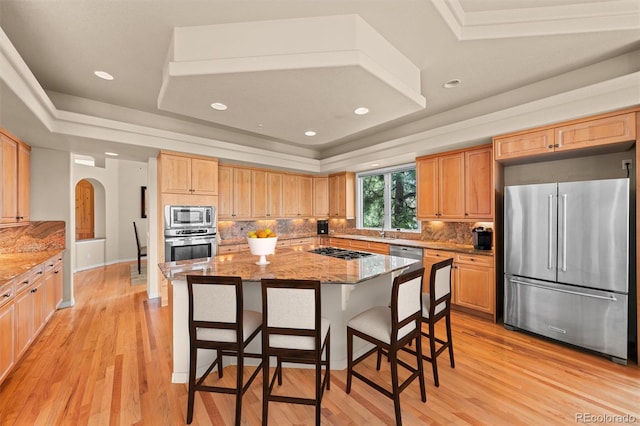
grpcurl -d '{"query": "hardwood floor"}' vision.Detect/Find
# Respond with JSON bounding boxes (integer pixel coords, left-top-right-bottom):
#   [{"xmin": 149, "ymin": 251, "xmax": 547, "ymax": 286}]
[{"xmin": 1, "ymin": 262, "xmax": 638, "ymax": 425}]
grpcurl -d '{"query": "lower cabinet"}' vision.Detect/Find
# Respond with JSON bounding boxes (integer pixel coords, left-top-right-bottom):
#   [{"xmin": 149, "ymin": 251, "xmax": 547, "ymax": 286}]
[
  {"xmin": 1, "ymin": 252, "xmax": 64, "ymax": 385},
  {"xmin": 423, "ymin": 249, "xmax": 495, "ymax": 320},
  {"xmin": 0, "ymin": 296, "xmax": 15, "ymax": 384}
]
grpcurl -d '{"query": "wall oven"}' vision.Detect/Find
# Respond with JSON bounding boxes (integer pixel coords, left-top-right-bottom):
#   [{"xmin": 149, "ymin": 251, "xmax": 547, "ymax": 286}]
[{"xmin": 164, "ymin": 205, "xmax": 217, "ymax": 262}]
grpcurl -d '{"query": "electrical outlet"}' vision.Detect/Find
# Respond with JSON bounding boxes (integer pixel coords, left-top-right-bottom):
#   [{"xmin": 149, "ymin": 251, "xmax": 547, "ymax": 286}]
[{"xmin": 622, "ymin": 159, "xmax": 632, "ymax": 170}]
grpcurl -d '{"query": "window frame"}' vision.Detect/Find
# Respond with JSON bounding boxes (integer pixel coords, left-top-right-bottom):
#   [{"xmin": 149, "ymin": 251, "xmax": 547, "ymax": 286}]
[{"xmin": 356, "ymin": 163, "xmax": 419, "ymax": 232}]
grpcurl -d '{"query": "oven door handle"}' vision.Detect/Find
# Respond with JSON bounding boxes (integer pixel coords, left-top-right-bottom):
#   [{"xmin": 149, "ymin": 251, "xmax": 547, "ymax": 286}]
[{"xmin": 165, "ymin": 236, "xmax": 216, "ymax": 246}]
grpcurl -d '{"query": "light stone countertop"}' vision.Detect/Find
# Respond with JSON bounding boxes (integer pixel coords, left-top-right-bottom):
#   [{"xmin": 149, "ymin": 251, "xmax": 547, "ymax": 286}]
[{"xmin": 158, "ymin": 244, "xmax": 418, "ymax": 283}]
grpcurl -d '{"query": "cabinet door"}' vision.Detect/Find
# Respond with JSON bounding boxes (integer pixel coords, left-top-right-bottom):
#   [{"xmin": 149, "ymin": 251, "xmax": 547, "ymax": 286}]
[
  {"xmin": 328, "ymin": 174, "xmax": 347, "ymax": 218},
  {"xmin": 416, "ymin": 157, "xmax": 438, "ymax": 219},
  {"xmin": 53, "ymin": 264, "xmax": 63, "ymax": 308},
  {"xmin": 439, "ymin": 153, "xmax": 465, "ymax": 219},
  {"xmin": 44, "ymin": 272, "xmax": 57, "ymax": 321},
  {"xmin": 464, "ymin": 147, "xmax": 493, "ymax": 219},
  {"xmin": 31, "ymin": 279, "xmax": 46, "ymax": 337},
  {"xmin": 423, "ymin": 250, "xmax": 456, "ymax": 294},
  {"xmin": 493, "ymin": 129, "xmax": 554, "ymax": 161},
  {"xmin": 252, "ymin": 170, "xmax": 267, "ymax": 218},
  {"xmin": 556, "ymin": 112, "xmax": 636, "ymax": 151},
  {"xmin": 233, "ymin": 168, "xmax": 252, "ymax": 219},
  {"xmin": 17, "ymin": 142, "xmax": 30, "ymax": 222},
  {"xmin": 0, "ymin": 302, "xmax": 14, "ymax": 384},
  {"xmin": 218, "ymin": 166, "xmax": 233, "ymax": 218},
  {"xmin": 190, "ymin": 158, "xmax": 218, "ymax": 195},
  {"xmin": 1, "ymin": 134, "xmax": 18, "ymax": 224},
  {"xmin": 455, "ymin": 258, "xmax": 495, "ymax": 314},
  {"xmin": 282, "ymin": 174, "xmax": 299, "ymax": 217},
  {"xmin": 160, "ymin": 154, "xmax": 191, "ymax": 194},
  {"xmin": 14, "ymin": 288, "xmax": 32, "ymax": 360},
  {"xmin": 298, "ymin": 176, "xmax": 313, "ymax": 217},
  {"xmin": 267, "ymin": 173, "xmax": 282, "ymax": 218},
  {"xmin": 313, "ymin": 177, "xmax": 329, "ymax": 217}
]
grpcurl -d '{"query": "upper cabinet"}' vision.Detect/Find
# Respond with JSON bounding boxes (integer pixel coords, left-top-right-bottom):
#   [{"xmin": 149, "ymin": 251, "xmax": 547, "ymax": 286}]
[
  {"xmin": 417, "ymin": 144, "xmax": 493, "ymax": 221},
  {"xmin": 282, "ymin": 174, "xmax": 313, "ymax": 218},
  {"xmin": 313, "ymin": 176, "xmax": 329, "ymax": 218},
  {"xmin": 328, "ymin": 172, "xmax": 355, "ymax": 219},
  {"xmin": 494, "ymin": 111, "xmax": 636, "ymax": 162},
  {"xmin": 1, "ymin": 129, "xmax": 30, "ymax": 225},
  {"xmin": 218, "ymin": 165, "xmax": 251, "ymax": 219},
  {"xmin": 159, "ymin": 151, "xmax": 218, "ymax": 196},
  {"xmin": 252, "ymin": 170, "xmax": 282, "ymax": 219}
]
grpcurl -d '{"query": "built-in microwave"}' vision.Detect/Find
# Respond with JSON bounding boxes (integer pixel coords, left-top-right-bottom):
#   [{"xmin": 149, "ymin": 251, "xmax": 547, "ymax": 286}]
[{"xmin": 164, "ymin": 205, "xmax": 215, "ymax": 229}]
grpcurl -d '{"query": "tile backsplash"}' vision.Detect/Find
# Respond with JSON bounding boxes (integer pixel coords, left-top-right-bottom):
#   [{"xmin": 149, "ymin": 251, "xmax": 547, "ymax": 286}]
[{"xmin": 218, "ymin": 218, "xmax": 492, "ymax": 246}]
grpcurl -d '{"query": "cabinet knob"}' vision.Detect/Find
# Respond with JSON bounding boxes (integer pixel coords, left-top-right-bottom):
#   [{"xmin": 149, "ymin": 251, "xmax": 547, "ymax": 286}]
[
  {"xmin": 2, "ymin": 293, "xmax": 10, "ymax": 298},
  {"xmin": 548, "ymin": 144, "xmax": 553, "ymax": 149},
  {"xmin": 30, "ymin": 288, "xmax": 38, "ymax": 293}
]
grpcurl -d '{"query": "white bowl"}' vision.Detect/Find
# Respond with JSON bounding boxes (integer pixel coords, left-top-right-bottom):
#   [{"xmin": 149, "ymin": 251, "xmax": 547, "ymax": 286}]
[{"xmin": 247, "ymin": 237, "xmax": 277, "ymax": 264}]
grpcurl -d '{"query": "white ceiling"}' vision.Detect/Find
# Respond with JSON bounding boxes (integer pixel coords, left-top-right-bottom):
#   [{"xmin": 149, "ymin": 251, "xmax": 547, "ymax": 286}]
[{"xmin": 0, "ymin": 0, "xmax": 638, "ymax": 173}]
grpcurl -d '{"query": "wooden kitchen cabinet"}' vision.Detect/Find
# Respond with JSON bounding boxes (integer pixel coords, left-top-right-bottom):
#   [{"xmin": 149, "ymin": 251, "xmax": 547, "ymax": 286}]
[
  {"xmin": 454, "ymin": 253, "xmax": 495, "ymax": 316},
  {"xmin": 423, "ymin": 249, "xmax": 457, "ymax": 294},
  {"xmin": 555, "ymin": 112, "xmax": 636, "ymax": 151},
  {"xmin": 44, "ymin": 254, "xmax": 64, "ymax": 320},
  {"xmin": 218, "ymin": 165, "xmax": 252, "ymax": 219},
  {"xmin": 493, "ymin": 129, "xmax": 555, "ymax": 161},
  {"xmin": 417, "ymin": 144, "xmax": 492, "ymax": 221},
  {"xmin": 1, "ymin": 129, "xmax": 31, "ymax": 225},
  {"xmin": 0, "ymin": 281, "xmax": 15, "ymax": 384},
  {"xmin": 349, "ymin": 239, "xmax": 389, "ymax": 255},
  {"xmin": 282, "ymin": 174, "xmax": 313, "ymax": 217},
  {"xmin": 328, "ymin": 172, "xmax": 355, "ymax": 219},
  {"xmin": 252, "ymin": 170, "xmax": 282, "ymax": 218},
  {"xmin": 14, "ymin": 266, "xmax": 45, "ymax": 360},
  {"xmin": 494, "ymin": 111, "xmax": 636, "ymax": 162},
  {"xmin": 313, "ymin": 176, "xmax": 329, "ymax": 217},
  {"xmin": 423, "ymin": 249, "xmax": 494, "ymax": 319},
  {"xmin": 159, "ymin": 151, "xmax": 218, "ymax": 196},
  {"xmin": 464, "ymin": 146, "xmax": 493, "ymax": 219}
]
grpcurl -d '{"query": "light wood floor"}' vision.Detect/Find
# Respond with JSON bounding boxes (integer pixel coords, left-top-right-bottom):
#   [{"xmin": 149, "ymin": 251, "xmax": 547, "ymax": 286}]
[{"xmin": 1, "ymin": 262, "xmax": 638, "ymax": 425}]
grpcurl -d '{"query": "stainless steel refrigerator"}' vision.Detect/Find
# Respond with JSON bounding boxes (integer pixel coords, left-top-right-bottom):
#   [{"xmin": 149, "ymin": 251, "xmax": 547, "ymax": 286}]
[{"xmin": 504, "ymin": 178, "xmax": 629, "ymax": 363}]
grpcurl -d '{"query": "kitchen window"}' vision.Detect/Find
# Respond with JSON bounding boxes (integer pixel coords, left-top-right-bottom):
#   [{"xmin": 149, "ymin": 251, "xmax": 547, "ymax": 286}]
[{"xmin": 356, "ymin": 165, "xmax": 418, "ymax": 232}]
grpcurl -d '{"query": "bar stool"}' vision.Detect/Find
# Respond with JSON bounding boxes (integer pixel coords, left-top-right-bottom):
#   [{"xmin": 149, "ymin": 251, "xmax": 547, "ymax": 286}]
[
  {"xmin": 261, "ymin": 278, "xmax": 330, "ymax": 426},
  {"xmin": 186, "ymin": 275, "xmax": 263, "ymax": 426},
  {"xmin": 346, "ymin": 267, "xmax": 427, "ymax": 426},
  {"xmin": 420, "ymin": 257, "xmax": 455, "ymax": 387}
]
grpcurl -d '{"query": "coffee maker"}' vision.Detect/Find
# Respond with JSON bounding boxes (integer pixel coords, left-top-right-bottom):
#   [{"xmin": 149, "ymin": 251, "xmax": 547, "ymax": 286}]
[{"xmin": 317, "ymin": 220, "xmax": 329, "ymax": 235}]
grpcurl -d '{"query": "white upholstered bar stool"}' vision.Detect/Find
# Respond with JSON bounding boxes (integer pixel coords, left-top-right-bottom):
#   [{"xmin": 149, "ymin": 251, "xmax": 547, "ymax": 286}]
[
  {"xmin": 420, "ymin": 257, "xmax": 455, "ymax": 387},
  {"xmin": 346, "ymin": 267, "xmax": 427, "ymax": 426},
  {"xmin": 186, "ymin": 275, "xmax": 263, "ymax": 426},
  {"xmin": 261, "ymin": 278, "xmax": 330, "ymax": 426}
]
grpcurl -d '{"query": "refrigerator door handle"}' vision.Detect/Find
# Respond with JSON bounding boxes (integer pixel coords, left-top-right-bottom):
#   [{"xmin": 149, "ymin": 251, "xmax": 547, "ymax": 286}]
[
  {"xmin": 561, "ymin": 193, "xmax": 568, "ymax": 272},
  {"xmin": 548, "ymin": 194, "xmax": 553, "ymax": 270},
  {"xmin": 509, "ymin": 279, "xmax": 618, "ymax": 301}
]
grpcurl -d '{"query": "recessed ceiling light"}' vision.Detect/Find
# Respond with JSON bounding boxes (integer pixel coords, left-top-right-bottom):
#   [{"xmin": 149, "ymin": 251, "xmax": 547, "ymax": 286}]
[
  {"xmin": 104, "ymin": 152, "xmax": 118, "ymax": 156},
  {"xmin": 210, "ymin": 102, "xmax": 228, "ymax": 111},
  {"xmin": 443, "ymin": 79, "xmax": 461, "ymax": 89},
  {"xmin": 304, "ymin": 130, "xmax": 317, "ymax": 137},
  {"xmin": 354, "ymin": 107, "xmax": 369, "ymax": 115},
  {"xmin": 371, "ymin": 163, "xmax": 379, "ymax": 167},
  {"xmin": 94, "ymin": 70, "xmax": 114, "ymax": 81}
]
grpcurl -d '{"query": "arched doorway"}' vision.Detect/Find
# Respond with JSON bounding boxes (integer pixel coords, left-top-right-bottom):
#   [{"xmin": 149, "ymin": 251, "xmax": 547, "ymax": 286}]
[{"xmin": 75, "ymin": 179, "xmax": 94, "ymax": 240}]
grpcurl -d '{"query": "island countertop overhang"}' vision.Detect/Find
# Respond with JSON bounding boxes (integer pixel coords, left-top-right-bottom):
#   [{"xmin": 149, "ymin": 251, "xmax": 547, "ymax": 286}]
[{"xmin": 158, "ymin": 244, "xmax": 419, "ymax": 284}]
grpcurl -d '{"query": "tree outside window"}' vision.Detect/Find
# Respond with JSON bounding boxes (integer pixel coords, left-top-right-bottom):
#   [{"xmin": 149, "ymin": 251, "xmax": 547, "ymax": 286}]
[{"xmin": 358, "ymin": 166, "xmax": 418, "ymax": 231}]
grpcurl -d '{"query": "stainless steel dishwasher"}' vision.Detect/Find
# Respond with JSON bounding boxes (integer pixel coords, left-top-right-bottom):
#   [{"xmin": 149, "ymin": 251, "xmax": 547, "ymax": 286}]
[{"xmin": 389, "ymin": 245, "xmax": 423, "ymax": 272}]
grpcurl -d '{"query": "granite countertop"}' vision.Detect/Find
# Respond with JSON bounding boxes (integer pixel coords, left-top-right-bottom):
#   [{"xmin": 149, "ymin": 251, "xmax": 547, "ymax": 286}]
[
  {"xmin": 159, "ymin": 244, "xmax": 418, "ymax": 284},
  {"xmin": 327, "ymin": 233, "xmax": 494, "ymax": 256},
  {"xmin": 0, "ymin": 250, "xmax": 63, "ymax": 284}
]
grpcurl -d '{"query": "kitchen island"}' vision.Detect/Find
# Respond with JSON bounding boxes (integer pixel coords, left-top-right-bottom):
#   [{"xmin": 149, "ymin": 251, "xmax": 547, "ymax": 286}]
[{"xmin": 159, "ymin": 244, "xmax": 419, "ymax": 383}]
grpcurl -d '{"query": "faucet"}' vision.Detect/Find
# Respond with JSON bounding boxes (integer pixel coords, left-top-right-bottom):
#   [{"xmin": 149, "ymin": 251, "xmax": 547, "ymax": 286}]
[{"xmin": 379, "ymin": 227, "xmax": 385, "ymax": 238}]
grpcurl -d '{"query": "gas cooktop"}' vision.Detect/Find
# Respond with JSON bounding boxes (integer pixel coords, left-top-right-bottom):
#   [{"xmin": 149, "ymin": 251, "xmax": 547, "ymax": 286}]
[{"xmin": 308, "ymin": 247, "xmax": 374, "ymax": 260}]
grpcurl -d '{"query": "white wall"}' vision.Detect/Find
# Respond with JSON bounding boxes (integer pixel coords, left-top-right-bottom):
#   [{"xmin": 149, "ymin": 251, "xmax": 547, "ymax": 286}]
[
  {"xmin": 117, "ymin": 159, "xmax": 149, "ymax": 261},
  {"xmin": 30, "ymin": 148, "xmax": 75, "ymax": 306}
]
